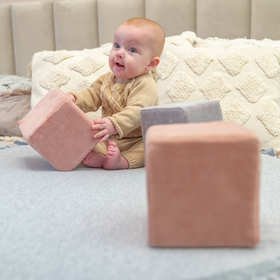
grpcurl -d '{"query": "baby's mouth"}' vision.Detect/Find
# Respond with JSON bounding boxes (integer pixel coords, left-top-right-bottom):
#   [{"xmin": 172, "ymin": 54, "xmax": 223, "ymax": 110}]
[{"xmin": 116, "ymin": 62, "xmax": 124, "ymax": 67}]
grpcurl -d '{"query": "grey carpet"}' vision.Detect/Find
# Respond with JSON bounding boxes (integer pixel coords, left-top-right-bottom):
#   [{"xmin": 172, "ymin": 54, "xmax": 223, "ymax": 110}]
[{"xmin": 1, "ymin": 145, "xmax": 280, "ymax": 280}]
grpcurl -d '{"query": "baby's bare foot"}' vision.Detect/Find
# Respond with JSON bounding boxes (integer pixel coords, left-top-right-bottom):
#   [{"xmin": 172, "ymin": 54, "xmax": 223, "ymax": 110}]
[
  {"xmin": 103, "ymin": 140, "xmax": 129, "ymax": 170},
  {"xmin": 82, "ymin": 150, "xmax": 105, "ymax": 168},
  {"xmin": 103, "ymin": 140, "xmax": 122, "ymax": 170}
]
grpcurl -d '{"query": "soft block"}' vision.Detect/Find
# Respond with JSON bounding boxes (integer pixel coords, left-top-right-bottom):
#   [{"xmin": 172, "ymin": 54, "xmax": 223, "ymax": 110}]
[
  {"xmin": 146, "ymin": 121, "xmax": 260, "ymax": 247},
  {"xmin": 18, "ymin": 89, "xmax": 100, "ymax": 171},
  {"xmin": 140, "ymin": 100, "xmax": 223, "ymax": 147}
]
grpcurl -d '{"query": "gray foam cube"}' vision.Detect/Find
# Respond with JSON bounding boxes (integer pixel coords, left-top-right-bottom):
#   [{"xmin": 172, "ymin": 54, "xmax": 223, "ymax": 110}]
[{"xmin": 140, "ymin": 100, "xmax": 223, "ymax": 147}]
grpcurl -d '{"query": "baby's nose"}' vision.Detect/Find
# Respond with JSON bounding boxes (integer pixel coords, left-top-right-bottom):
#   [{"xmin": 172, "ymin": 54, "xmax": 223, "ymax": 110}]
[{"xmin": 116, "ymin": 49, "xmax": 124, "ymax": 58}]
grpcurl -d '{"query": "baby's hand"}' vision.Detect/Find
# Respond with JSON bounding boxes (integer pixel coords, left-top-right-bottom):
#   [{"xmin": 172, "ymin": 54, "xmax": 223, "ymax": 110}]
[
  {"xmin": 67, "ymin": 93, "xmax": 76, "ymax": 103},
  {"xmin": 92, "ymin": 118, "xmax": 117, "ymax": 143}
]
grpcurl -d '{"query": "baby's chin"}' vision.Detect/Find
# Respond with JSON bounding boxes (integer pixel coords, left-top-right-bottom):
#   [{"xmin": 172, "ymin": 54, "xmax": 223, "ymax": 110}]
[
  {"xmin": 110, "ymin": 68, "xmax": 129, "ymax": 81},
  {"xmin": 113, "ymin": 72, "xmax": 132, "ymax": 81}
]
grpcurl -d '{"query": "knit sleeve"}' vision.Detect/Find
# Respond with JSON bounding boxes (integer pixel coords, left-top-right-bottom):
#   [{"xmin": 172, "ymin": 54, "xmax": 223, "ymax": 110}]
[
  {"xmin": 68, "ymin": 73, "xmax": 107, "ymax": 113},
  {"xmin": 108, "ymin": 74, "xmax": 159, "ymax": 138}
]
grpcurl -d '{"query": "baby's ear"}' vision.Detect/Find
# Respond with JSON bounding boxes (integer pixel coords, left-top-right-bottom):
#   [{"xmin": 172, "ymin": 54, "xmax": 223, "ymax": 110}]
[{"xmin": 146, "ymin": 57, "xmax": 160, "ymax": 71}]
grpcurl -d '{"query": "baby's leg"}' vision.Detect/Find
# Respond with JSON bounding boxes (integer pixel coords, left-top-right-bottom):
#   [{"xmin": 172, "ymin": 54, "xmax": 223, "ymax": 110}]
[
  {"xmin": 103, "ymin": 140, "xmax": 129, "ymax": 170},
  {"xmin": 82, "ymin": 150, "xmax": 106, "ymax": 168}
]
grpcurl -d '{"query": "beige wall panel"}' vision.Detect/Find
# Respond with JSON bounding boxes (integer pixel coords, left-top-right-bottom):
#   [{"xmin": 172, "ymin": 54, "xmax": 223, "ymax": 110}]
[
  {"xmin": 251, "ymin": 0, "xmax": 280, "ymax": 40},
  {"xmin": 11, "ymin": 1, "xmax": 55, "ymax": 76},
  {"xmin": 197, "ymin": 0, "xmax": 251, "ymax": 39},
  {"xmin": 145, "ymin": 0, "xmax": 196, "ymax": 37},
  {"xmin": 54, "ymin": 0, "xmax": 99, "ymax": 50},
  {"xmin": 97, "ymin": 0, "xmax": 145, "ymax": 45},
  {"xmin": 0, "ymin": 4, "xmax": 15, "ymax": 75},
  {"xmin": 0, "ymin": 0, "xmax": 59, "ymax": 3}
]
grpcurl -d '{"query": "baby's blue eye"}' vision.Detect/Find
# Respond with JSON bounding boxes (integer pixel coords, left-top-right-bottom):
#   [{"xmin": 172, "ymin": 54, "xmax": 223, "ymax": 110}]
[
  {"xmin": 115, "ymin": 43, "xmax": 120, "ymax": 48},
  {"xmin": 129, "ymin": 48, "xmax": 136, "ymax": 53}
]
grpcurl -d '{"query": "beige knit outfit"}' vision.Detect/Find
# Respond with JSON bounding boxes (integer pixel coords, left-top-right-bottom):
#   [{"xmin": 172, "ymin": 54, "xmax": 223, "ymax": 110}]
[{"xmin": 70, "ymin": 71, "xmax": 159, "ymax": 168}]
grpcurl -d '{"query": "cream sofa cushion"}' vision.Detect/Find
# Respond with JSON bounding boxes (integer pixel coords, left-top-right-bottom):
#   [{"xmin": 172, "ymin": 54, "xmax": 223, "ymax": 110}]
[
  {"xmin": 98, "ymin": 0, "xmax": 145, "ymax": 45},
  {"xmin": 155, "ymin": 47, "xmax": 280, "ymax": 157},
  {"xmin": 11, "ymin": 1, "xmax": 56, "ymax": 76},
  {"xmin": 145, "ymin": 0, "xmax": 196, "ymax": 37},
  {"xmin": 0, "ymin": 4, "xmax": 15, "ymax": 75},
  {"xmin": 251, "ymin": 0, "xmax": 280, "ymax": 40},
  {"xmin": 196, "ymin": 0, "xmax": 251, "ymax": 39},
  {"xmin": 53, "ymin": 0, "xmax": 99, "ymax": 50}
]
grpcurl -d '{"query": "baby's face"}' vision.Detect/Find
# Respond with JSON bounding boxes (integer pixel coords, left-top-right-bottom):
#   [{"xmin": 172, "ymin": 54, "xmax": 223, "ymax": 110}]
[{"xmin": 109, "ymin": 24, "xmax": 154, "ymax": 81}]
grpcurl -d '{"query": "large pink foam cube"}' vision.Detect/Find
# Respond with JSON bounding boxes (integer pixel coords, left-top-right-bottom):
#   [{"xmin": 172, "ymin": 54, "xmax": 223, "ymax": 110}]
[
  {"xmin": 18, "ymin": 89, "xmax": 100, "ymax": 171},
  {"xmin": 146, "ymin": 121, "xmax": 260, "ymax": 247}
]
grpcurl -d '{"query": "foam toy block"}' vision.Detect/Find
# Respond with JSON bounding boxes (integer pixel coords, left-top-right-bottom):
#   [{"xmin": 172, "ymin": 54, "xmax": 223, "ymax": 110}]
[
  {"xmin": 146, "ymin": 121, "xmax": 260, "ymax": 247},
  {"xmin": 18, "ymin": 89, "xmax": 101, "ymax": 171},
  {"xmin": 140, "ymin": 100, "xmax": 223, "ymax": 148}
]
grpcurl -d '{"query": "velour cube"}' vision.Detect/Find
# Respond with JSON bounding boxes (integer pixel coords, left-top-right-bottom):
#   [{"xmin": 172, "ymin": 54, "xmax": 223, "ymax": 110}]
[
  {"xmin": 18, "ymin": 89, "xmax": 101, "ymax": 171},
  {"xmin": 146, "ymin": 121, "xmax": 260, "ymax": 247},
  {"xmin": 140, "ymin": 100, "xmax": 223, "ymax": 148}
]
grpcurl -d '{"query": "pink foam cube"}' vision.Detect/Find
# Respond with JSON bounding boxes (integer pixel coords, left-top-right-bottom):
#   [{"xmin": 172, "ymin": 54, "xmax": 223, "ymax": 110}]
[
  {"xmin": 19, "ymin": 89, "xmax": 100, "ymax": 171},
  {"xmin": 146, "ymin": 121, "xmax": 260, "ymax": 247}
]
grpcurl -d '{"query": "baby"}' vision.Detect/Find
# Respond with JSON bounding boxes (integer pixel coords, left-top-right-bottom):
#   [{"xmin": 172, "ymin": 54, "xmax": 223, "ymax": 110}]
[{"xmin": 68, "ymin": 17, "xmax": 165, "ymax": 170}]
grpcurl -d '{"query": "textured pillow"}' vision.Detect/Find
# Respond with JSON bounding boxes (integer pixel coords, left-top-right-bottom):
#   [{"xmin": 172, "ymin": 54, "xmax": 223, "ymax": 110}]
[
  {"xmin": 154, "ymin": 47, "xmax": 280, "ymax": 157},
  {"xmin": 165, "ymin": 31, "xmax": 197, "ymax": 48},
  {"xmin": 195, "ymin": 37, "xmax": 280, "ymax": 49},
  {"xmin": 0, "ymin": 75, "xmax": 32, "ymax": 137},
  {"xmin": 30, "ymin": 45, "xmax": 113, "ymax": 121}
]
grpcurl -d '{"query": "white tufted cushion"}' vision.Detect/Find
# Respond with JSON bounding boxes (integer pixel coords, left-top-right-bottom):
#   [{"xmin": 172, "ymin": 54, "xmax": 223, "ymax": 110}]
[
  {"xmin": 195, "ymin": 37, "xmax": 280, "ymax": 49},
  {"xmin": 155, "ymin": 47, "xmax": 280, "ymax": 157},
  {"xmin": 31, "ymin": 45, "xmax": 113, "ymax": 120},
  {"xmin": 31, "ymin": 46, "xmax": 112, "ymax": 107}
]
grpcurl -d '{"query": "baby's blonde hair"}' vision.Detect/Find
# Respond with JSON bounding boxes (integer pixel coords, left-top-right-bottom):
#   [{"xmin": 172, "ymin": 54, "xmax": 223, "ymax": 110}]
[{"xmin": 120, "ymin": 17, "xmax": 165, "ymax": 57}]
